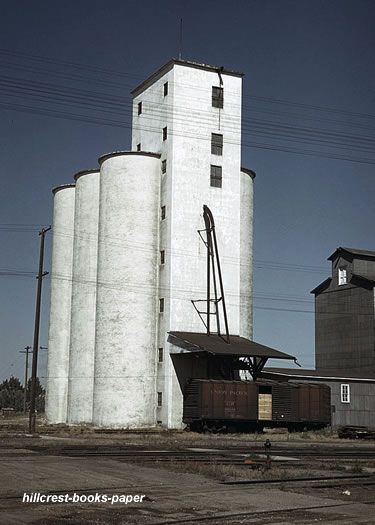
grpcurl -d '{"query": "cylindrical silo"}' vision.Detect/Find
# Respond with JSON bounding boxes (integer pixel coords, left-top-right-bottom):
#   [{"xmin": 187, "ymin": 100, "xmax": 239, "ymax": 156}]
[
  {"xmin": 93, "ymin": 151, "xmax": 161, "ymax": 428},
  {"xmin": 239, "ymin": 168, "xmax": 255, "ymax": 340},
  {"xmin": 46, "ymin": 184, "xmax": 76, "ymax": 423},
  {"xmin": 67, "ymin": 169, "xmax": 100, "ymax": 424}
]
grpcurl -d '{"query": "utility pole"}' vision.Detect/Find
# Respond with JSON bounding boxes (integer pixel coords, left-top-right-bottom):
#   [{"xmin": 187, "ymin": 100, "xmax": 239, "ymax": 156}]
[
  {"xmin": 19, "ymin": 346, "xmax": 31, "ymax": 413},
  {"xmin": 29, "ymin": 226, "xmax": 51, "ymax": 434}
]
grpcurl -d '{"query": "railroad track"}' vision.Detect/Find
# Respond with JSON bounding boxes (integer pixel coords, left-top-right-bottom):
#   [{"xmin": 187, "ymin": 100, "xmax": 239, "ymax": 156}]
[{"xmin": 3, "ymin": 445, "xmax": 375, "ymax": 464}]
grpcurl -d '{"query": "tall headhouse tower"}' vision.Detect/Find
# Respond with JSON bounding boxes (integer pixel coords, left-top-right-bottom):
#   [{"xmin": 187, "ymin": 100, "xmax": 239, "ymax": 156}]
[
  {"xmin": 46, "ymin": 59, "xmax": 255, "ymax": 429},
  {"xmin": 131, "ymin": 60, "xmax": 254, "ymax": 427}
]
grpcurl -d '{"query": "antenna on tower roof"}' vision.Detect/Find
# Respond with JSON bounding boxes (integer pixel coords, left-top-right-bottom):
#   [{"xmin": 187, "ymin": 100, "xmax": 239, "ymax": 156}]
[{"xmin": 179, "ymin": 18, "xmax": 183, "ymax": 60}]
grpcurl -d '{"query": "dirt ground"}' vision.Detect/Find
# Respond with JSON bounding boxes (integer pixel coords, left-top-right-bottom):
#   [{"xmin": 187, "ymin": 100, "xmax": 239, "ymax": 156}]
[{"xmin": 1, "ymin": 416, "xmax": 375, "ymax": 524}]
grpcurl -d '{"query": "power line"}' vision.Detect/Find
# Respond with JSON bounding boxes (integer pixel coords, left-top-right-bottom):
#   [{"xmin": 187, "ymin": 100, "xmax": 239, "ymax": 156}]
[
  {"xmin": 2, "ymin": 74, "xmax": 375, "ymax": 153},
  {"xmin": 2, "ymin": 97, "xmax": 373, "ymax": 164},
  {"xmin": 2, "ymin": 47, "xmax": 375, "ymax": 123},
  {"xmin": 1, "ymin": 52, "xmax": 375, "ymax": 164}
]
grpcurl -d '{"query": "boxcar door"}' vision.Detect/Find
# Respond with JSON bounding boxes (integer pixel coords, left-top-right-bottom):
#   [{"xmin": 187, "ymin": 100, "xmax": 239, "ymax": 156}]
[{"xmin": 258, "ymin": 385, "xmax": 272, "ymax": 420}]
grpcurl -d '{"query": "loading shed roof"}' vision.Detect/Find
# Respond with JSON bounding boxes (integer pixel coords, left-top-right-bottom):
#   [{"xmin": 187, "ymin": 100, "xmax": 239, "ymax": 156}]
[{"xmin": 168, "ymin": 332, "xmax": 295, "ymax": 360}]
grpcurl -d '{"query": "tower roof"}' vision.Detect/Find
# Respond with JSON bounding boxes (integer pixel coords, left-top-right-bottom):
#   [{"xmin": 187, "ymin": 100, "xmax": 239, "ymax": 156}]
[
  {"xmin": 131, "ymin": 58, "xmax": 244, "ymax": 97},
  {"xmin": 328, "ymin": 247, "xmax": 375, "ymax": 261}
]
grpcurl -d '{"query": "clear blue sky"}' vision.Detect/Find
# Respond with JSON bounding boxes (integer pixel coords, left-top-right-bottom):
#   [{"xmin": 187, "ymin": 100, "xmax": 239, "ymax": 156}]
[{"xmin": 0, "ymin": 0, "xmax": 374, "ymax": 382}]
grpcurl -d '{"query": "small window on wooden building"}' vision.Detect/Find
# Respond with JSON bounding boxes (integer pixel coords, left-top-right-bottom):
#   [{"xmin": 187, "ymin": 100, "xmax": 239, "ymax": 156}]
[
  {"xmin": 137, "ymin": 101, "xmax": 142, "ymax": 115},
  {"xmin": 158, "ymin": 348, "xmax": 163, "ymax": 362},
  {"xmin": 341, "ymin": 384, "xmax": 350, "ymax": 403},
  {"xmin": 161, "ymin": 205, "xmax": 166, "ymax": 220},
  {"xmin": 159, "ymin": 298, "xmax": 164, "ymax": 313},
  {"xmin": 338, "ymin": 267, "xmax": 347, "ymax": 285},
  {"xmin": 160, "ymin": 250, "xmax": 165, "ymax": 264},
  {"xmin": 162, "ymin": 126, "xmax": 168, "ymax": 141},
  {"xmin": 136, "ymin": 143, "xmax": 141, "ymax": 151},
  {"xmin": 161, "ymin": 159, "xmax": 167, "ymax": 173},
  {"xmin": 163, "ymin": 82, "xmax": 168, "ymax": 96}
]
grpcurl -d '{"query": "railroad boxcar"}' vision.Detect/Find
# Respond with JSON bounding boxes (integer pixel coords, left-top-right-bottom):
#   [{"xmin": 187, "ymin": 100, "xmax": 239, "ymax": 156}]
[{"xmin": 183, "ymin": 379, "xmax": 331, "ymax": 432}]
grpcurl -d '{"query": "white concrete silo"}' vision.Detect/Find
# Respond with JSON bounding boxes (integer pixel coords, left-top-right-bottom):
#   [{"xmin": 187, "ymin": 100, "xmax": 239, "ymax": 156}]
[
  {"xmin": 239, "ymin": 168, "xmax": 255, "ymax": 340},
  {"xmin": 46, "ymin": 184, "xmax": 76, "ymax": 423},
  {"xmin": 93, "ymin": 151, "xmax": 161, "ymax": 428},
  {"xmin": 67, "ymin": 169, "xmax": 100, "ymax": 424}
]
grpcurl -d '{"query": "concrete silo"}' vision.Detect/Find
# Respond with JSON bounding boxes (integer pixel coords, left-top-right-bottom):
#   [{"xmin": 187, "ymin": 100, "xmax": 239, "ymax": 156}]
[
  {"xmin": 239, "ymin": 168, "xmax": 255, "ymax": 340},
  {"xmin": 92, "ymin": 151, "xmax": 161, "ymax": 428},
  {"xmin": 67, "ymin": 169, "xmax": 100, "ymax": 424},
  {"xmin": 46, "ymin": 184, "xmax": 76, "ymax": 423}
]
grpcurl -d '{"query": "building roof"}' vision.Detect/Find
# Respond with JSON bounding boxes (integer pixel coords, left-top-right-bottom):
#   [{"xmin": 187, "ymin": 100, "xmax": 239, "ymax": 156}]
[
  {"xmin": 51, "ymin": 183, "xmax": 75, "ymax": 195},
  {"xmin": 131, "ymin": 59, "xmax": 244, "ymax": 98},
  {"xmin": 328, "ymin": 247, "xmax": 375, "ymax": 261},
  {"xmin": 262, "ymin": 367, "xmax": 375, "ymax": 382},
  {"xmin": 311, "ymin": 273, "xmax": 375, "ymax": 295},
  {"xmin": 73, "ymin": 169, "xmax": 99, "ymax": 182},
  {"xmin": 241, "ymin": 167, "xmax": 256, "ymax": 179},
  {"xmin": 351, "ymin": 273, "xmax": 375, "ymax": 288},
  {"xmin": 168, "ymin": 332, "xmax": 295, "ymax": 360},
  {"xmin": 98, "ymin": 151, "xmax": 161, "ymax": 165},
  {"xmin": 310, "ymin": 277, "xmax": 332, "ymax": 295}
]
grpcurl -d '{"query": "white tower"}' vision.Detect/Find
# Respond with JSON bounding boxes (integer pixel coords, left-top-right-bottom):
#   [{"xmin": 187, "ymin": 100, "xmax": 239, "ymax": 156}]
[
  {"xmin": 131, "ymin": 60, "xmax": 254, "ymax": 428},
  {"xmin": 67, "ymin": 169, "xmax": 100, "ymax": 424},
  {"xmin": 46, "ymin": 184, "xmax": 76, "ymax": 423}
]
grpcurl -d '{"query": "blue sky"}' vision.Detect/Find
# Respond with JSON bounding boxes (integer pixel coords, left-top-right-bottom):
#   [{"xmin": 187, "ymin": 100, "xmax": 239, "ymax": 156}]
[{"xmin": 0, "ymin": 0, "xmax": 374, "ymax": 381}]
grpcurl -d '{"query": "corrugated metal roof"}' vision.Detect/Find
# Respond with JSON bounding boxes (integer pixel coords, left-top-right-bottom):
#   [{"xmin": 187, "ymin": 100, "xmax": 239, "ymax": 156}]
[
  {"xmin": 168, "ymin": 332, "xmax": 295, "ymax": 360},
  {"xmin": 262, "ymin": 367, "xmax": 375, "ymax": 382}
]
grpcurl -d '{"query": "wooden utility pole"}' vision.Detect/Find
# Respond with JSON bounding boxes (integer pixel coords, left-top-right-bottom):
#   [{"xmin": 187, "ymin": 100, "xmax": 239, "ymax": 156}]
[
  {"xmin": 19, "ymin": 346, "xmax": 32, "ymax": 413},
  {"xmin": 29, "ymin": 226, "xmax": 51, "ymax": 434}
]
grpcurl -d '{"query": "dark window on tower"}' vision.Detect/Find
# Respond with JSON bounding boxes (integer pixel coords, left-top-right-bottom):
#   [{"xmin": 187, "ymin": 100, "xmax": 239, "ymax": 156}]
[
  {"xmin": 212, "ymin": 86, "xmax": 224, "ymax": 108},
  {"xmin": 136, "ymin": 143, "xmax": 141, "ymax": 151},
  {"xmin": 161, "ymin": 159, "xmax": 167, "ymax": 173},
  {"xmin": 211, "ymin": 133, "xmax": 223, "ymax": 155},
  {"xmin": 164, "ymin": 82, "xmax": 168, "ymax": 96},
  {"xmin": 159, "ymin": 298, "xmax": 164, "ymax": 313},
  {"xmin": 160, "ymin": 250, "xmax": 165, "ymax": 264},
  {"xmin": 137, "ymin": 101, "xmax": 142, "ymax": 115},
  {"xmin": 161, "ymin": 205, "xmax": 166, "ymax": 220},
  {"xmin": 163, "ymin": 126, "xmax": 168, "ymax": 141},
  {"xmin": 158, "ymin": 347, "xmax": 164, "ymax": 362},
  {"xmin": 210, "ymin": 165, "xmax": 222, "ymax": 188},
  {"xmin": 157, "ymin": 392, "xmax": 163, "ymax": 406}
]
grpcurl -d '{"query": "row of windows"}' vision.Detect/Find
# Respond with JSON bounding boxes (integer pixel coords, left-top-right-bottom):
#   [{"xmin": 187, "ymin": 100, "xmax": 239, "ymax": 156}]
[
  {"xmin": 137, "ymin": 84, "xmax": 222, "ymax": 117},
  {"xmin": 159, "ymin": 165, "xmax": 221, "ymax": 200},
  {"xmin": 137, "ymin": 142, "xmax": 221, "ymax": 200},
  {"xmin": 137, "ymin": 82, "xmax": 168, "ymax": 115},
  {"xmin": 138, "ymin": 131, "xmax": 222, "ymax": 155}
]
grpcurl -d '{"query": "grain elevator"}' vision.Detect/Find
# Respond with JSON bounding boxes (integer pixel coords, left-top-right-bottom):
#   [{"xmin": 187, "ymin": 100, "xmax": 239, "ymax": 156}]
[{"xmin": 45, "ymin": 59, "xmax": 255, "ymax": 429}]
